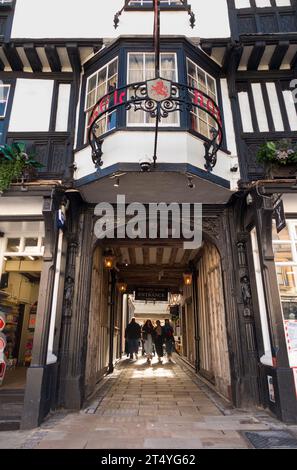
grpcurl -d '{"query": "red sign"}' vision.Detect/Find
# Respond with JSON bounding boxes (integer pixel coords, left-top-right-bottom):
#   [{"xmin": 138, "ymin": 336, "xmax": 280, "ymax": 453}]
[
  {"xmin": 147, "ymin": 78, "xmax": 171, "ymax": 101},
  {"xmin": 0, "ymin": 315, "xmax": 5, "ymax": 332}
]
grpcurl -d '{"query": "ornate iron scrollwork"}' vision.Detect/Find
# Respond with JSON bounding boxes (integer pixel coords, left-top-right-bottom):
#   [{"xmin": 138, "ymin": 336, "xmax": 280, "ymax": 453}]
[
  {"xmin": 88, "ymin": 79, "xmax": 223, "ymax": 171},
  {"xmin": 204, "ymin": 127, "xmax": 220, "ymax": 172}
]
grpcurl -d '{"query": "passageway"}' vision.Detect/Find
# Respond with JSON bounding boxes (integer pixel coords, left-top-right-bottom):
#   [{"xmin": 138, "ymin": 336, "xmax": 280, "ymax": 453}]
[{"xmin": 27, "ymin": 356, "xmax": 278, "ymax": 449}]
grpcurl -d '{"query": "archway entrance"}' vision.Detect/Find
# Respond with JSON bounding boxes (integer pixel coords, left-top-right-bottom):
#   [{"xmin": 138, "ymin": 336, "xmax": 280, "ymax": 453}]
[{"xmin": 84, "ymin": 238, "xmax": 232, "ymax": 403}]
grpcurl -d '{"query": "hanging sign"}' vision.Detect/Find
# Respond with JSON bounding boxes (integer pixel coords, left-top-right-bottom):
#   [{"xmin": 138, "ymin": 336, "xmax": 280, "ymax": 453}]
[
  {"xmin": 274, "ymin": 199, "xmax": 286, "ymax": 234},
  {"xmin": 147, "ymin": 78, "xmax": 171, "ymax": 102},
  {"xmin": 284, "ymin": 320, "xmax": 297, "ymax": 368},
  {"xmin": 135, "ymin": 287, "xmax": 168, "ymax": 302}
]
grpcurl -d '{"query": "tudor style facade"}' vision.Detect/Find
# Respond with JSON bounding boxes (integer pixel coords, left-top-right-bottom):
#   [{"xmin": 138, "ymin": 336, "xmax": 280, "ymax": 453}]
[{"xmin": 0, "ymin": 0, "xmax": 296, "ymax": 430}]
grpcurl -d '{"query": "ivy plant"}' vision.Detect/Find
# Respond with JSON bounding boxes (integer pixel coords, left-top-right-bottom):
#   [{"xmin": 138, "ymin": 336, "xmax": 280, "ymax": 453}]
[{"xmin": 0, "ymin": 142, "xmax": 43, "ymax": 193}]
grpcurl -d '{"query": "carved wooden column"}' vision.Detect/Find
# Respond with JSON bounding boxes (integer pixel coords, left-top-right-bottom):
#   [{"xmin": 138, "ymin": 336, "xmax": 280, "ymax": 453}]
[
  {"xmin": 21, "ymin": 195, "xmax": 58, "ymax": 429},
  {"xmin": 58, "ymin": 205, "xmax": 94, "ymax": 409},
  {"xmin": 236, "ymin": 234, "xmax": 261, "ymax": 406}
]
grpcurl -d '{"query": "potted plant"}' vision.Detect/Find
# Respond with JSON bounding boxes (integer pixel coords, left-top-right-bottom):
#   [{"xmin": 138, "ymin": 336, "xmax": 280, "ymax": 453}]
[
  {"xmin": 0, "ymin": 142, "xmax": 43, "ymax": 194},
  {"xmin": 256, "ymin": 139, "xmax": 297, "ymax": 179}
]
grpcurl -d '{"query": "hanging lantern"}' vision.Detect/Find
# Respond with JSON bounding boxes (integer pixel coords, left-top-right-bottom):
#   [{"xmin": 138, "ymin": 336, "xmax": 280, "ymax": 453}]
[
  {"xmin": 103, "ymin": 250, "xmax": 115, "ymax": 269},
  {"xmin": 117, "ymin": 282, "xmax": 127, "ymax": 294},
  {"xmin": 183, "ymin": 272, "xmax": 193, "ymax": 286}
]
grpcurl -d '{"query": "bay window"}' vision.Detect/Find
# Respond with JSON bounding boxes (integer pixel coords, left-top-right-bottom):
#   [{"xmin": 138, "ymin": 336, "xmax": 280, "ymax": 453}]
[
  {"xmin": 85, "ymin": 57, "xmax": 118, "ymax": 141},
  {"xmin": 273, "ymin": 219, "xmax": 297, "ymax": 320},
  {"xmin": 186, "ymin": 58, "xmax": 218, "ymax": 139},
  {"xmin": 127, "ymin": 52, "xmax": 178, "ymax": 125}
]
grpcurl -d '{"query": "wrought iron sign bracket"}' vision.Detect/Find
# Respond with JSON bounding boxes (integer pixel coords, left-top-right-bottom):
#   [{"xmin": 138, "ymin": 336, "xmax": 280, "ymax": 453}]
[
  {"xmin": 204, "ymin": 128, "xmax": 220, "ymax": 172},
  {"xmin": 88, "ymin": 80, "xmax": 223, "ymax": 172}
]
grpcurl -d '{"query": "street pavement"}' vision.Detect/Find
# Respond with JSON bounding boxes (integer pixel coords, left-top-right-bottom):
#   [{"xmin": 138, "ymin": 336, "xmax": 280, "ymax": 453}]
[{"xmin": 0, "ymin": 356, "xmax": 297, "ymax": 449}]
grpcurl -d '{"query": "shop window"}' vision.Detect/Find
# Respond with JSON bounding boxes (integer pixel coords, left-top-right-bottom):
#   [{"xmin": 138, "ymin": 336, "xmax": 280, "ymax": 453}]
[
  {"xmin": 127, "ymin": 52, "xmax": 178, "ymax": 126},
  {"xmin": 273, "ymin": 219, "xmax": 297, "ymax": 320},
  {"xmin": 85, "ymin": 57, "xmax": 118, "ymax": 142},
  {"xmin": 186, "ymin": 58, "xmax": 218, "ymax": 139},
  {"xmin": 6, "ymin": 238, "xmax": 20, "ymax": 252},
  {"xmin": 24, "ymin": 238, "xmax": 39, "ymax": 253}
]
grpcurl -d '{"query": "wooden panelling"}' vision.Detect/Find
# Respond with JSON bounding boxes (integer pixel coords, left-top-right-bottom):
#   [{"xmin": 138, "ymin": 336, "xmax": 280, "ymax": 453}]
[
  {"xmin": 85, "ymin": 247, "xmax": 109, "ymax": 397},
  {"xmin": 197, "ymin": 242, "xmax": 231, "ymax": 399}
]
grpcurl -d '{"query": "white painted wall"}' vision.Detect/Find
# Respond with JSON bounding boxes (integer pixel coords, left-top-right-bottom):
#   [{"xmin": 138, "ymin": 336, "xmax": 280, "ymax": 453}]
[
  {"xmin": 12, "ymin": 0, "xmax": 230, "ymax": 39},
  {"xmin": 283, "ymin": 195, "xmax": 297, "ymax": 214},
  {"xmin": 9, "ymin": 79, "xmax": 54, "ymax": 132},
  {"xmin": 55, "ymin": 84, "xmax": 71, "ymax": 132},
  {"xmin": 74, "ymin": 130, "xmax": 234, "ymax": 184},
  {"xmin": 0, "ymin": 197, "xmax": 43, "ymax": 216},
  {"xmin": 220, "ymin": 78, "xmax": 237, "ymax": 156}
]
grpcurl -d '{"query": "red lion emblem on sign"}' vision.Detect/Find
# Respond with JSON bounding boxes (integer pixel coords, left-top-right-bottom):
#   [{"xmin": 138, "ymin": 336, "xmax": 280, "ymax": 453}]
[{"xmin": 151, "ymin": 80, "xmax": 169, "ymax": 98}]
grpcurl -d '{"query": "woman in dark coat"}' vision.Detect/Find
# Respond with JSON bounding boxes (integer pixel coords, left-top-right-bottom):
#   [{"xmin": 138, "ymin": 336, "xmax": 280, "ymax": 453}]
[{"xmin": 154, "ymin": 320, "xmax": 164, "ymax": 364}]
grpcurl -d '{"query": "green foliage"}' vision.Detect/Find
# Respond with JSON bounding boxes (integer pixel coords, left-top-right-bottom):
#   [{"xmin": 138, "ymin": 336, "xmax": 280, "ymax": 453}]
[
  {"xmin": 0, "ymin": 143, "xmax": 43, "ymax": 193},
  {"xmin": 257, "ymin": 139, "xmax": 297, "ymax": 166}
]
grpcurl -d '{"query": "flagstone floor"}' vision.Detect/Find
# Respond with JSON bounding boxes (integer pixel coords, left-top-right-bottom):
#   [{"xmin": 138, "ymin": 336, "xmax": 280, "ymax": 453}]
[{"xmin": 1, "ymin": 356, "xmax": 296, "ymax": 449}]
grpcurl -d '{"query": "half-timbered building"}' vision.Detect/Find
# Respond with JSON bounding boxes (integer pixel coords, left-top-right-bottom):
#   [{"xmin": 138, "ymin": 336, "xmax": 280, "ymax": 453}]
[{"xmin": 0, "ymin": 0, "xmax": 296, "ymax": 430}]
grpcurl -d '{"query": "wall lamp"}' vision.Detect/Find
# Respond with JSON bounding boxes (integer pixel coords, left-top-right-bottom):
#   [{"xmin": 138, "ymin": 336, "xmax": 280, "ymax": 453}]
[{"xmin": 103, "ymin": 250, "xmax": 116, "ymax": 270}]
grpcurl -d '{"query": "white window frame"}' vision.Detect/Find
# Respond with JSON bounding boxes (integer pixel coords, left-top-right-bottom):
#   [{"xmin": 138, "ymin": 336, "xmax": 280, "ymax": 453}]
[
  {"xmin": 4, "ymin": 235, "xmax": 45, "ymax": 258},
  {"xmin": 127, "ymin": 51, "xmax": 179, "ymax": 127},
  {"xmin": 186, "ymin": 57, "xmax": 218, "ymax": 139},
  {"xmin": 84, "ymin": 57, "xmax": 119, "ymax": 142},
  {"xmin": 0, "ymin": 84, "xmax": 10, "ymax": 119}
]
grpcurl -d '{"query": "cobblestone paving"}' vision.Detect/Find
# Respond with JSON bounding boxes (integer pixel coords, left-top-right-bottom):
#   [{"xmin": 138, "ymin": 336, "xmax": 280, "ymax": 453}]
[{"xmin": 1, "ymin": 356, "xmax": 296, "ymax": 449}]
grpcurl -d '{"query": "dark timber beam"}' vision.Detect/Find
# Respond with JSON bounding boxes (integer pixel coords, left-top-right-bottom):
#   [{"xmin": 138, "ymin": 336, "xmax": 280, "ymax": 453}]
[
  {"xmin": 44, "ymin": 44, "xmax": 62, "ymax": 72},
  {"xmin": 201, "ymin": 42, "xmax": 213, "ymax": 57},
  {"xmin": 2, "ymin": 43, "xmax": 23, "ymax": 71},
  {"xmin": 24, "ymin": 44, "xmax": 43, "ymax": 72},
  {"xmin": 180, "ymin": 250, "xmax": 192, "ymax": 265},
  {"xmin": 169, "ymin": 247, "xmax": 178, "ymax": 265},
  {"xmin": 269, "ymin": 41, "xmax": 290, "ymax": 70},
  {"xmin": 66, "ymin": 43, "xmax": 81, "ymax": 73},
  {"xmin": 247, "ymin": 42, "xmax": 266, "ymax": 71},
  {"xmin": 128, "ymin": 247, "xmax": 136, "ymax": 265},
  {"xmin": 156, "ymin": 247, "xmax": 164, "ymax": 265},
  {"xmin": 143, "ymin": 247, "xmax": 150, "ymax": 265}
]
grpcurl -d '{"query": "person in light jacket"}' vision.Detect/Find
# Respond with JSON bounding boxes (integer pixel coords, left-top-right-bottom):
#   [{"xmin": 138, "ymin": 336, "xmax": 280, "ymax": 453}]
[{"xmin": 142, "ymin": 320, "xmax": 155, "ymax": 365}]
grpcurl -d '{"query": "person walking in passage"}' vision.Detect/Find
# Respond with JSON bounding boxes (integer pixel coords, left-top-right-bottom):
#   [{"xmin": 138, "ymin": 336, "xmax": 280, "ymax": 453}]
[
  {"xmin": 163, "ymin": 319, "xmax": 175, "ymax": 363},
  {"xmin": 154, "ymin": 320, "xmax": 164, "ymax": 364},
  {"xmin": 125, "ymin": 317, "xmax": 141, "ymax": 360},
  {"xmin": 142, "ymin": 320, "xmax": 155, "ymax": 365}
]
